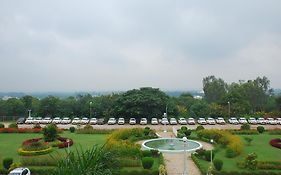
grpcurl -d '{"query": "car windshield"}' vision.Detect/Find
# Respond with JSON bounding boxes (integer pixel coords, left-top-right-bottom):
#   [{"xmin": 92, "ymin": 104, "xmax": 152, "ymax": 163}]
[{"xmin": 8, "ymin": 173, "xmax": 21, "ymax": 175}]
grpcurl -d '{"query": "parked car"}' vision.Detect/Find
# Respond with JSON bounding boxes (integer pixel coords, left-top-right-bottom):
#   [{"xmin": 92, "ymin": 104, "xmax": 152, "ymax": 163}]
[
  {"xmin": 267, "ymin": 118, "xmax": 277, "ymax": 125},
  {"xmin": 170, "ymin": 118, "xmax": 177, "ymax": 125},
  {"xmin": 178, "ymin": 118, "xmax": 187, "ymax": 125},
  {"xmin": 16, "ymin": 117, "xmax": 26, "ymax": 124},
  {"xmin": 140, "ymin": 118, "xmax": 147, "ymax": 125},
  {"xmin": 89, "ymin": 118, "xmax": 97, "ymax": 125},
  {"xmin": 25, "ymin": 117, "xmax": 34, "ymax": 124},
  {"xmin": 248, "ymin": 117, "xmax": 257, "ymax": 125},
  {"xmin": 206, "ymin": 117, "xmax": 216, "ymax": 125},
  {"xmin": 160, "ymin": 118, "xmax": 169, "ymax": 125},
  {"xmin": 81, "ymin": 117, "xmax": 89, "ymax": 125},
  {"xmin": 42, "ymin": 117, "xmax": 52, "ymax": 124},
  {"xmin": 187, "ymin": 118, "xmax": 196, "ymax": 125},
  {"xmin": 129, "ymin": 118, "xmax": 136, "ymax": 125},
  {"xmin": 228, "ymin": 117, "xmax": 239, "ymax": 124},
  {"xmin": 215, "ymin": 117, "xmax": 226, "ymax": 124},
  {"xmin": 8, "ymin": 167, "xmax": 31, "ymax": 175},
  {"xmin": 239, "ymin": 118, "xmax": 248, "ymax": 124},
  {"xmin": 97, "ymin": 118, "xmax": 105, "ymax": 125},
  {"xmin": 33, "ymin": 117, "xmax": 42, "ymax": 124},
  {"xmin": 107, "ymin": 118, "xmax": 116, "ymax": 125},
  {"xmin": 151, "ymin": 118, "xmax": 158, "ymax": 125},
  {"xmin": 277, "ymin": 118, "xmax": 281, "ymax": 125},
  {"xmin": 197, "ymin": 118, "xmax": 207, "ymax": 125},
  {"xmin": 257, "ymin": 117, "xmax": 267, "ymax": 125},
  {"xmin": 52, "ymin": 117, "xmax": 61, "ymax": 124},
  {"xmin": 61, "ymin": 117, "xmax": 71, "ymax": 124},
  {"xmin": 72, "ymin": 117, "xmax": 81, "ymax": 125},
  {"xmin": 118, "ymin": 118, "xmax": 125, "ymax": 125}
]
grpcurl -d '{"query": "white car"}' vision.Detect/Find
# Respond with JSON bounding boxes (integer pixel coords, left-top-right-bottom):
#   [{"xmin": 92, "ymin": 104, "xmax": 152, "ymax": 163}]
[
  {"xmin": 206, "ymin": 118, "xmax": 216, "ymax": 125},
  {"xmin": 61, "ymin": 117, "xmax": 71, "ymax": 124},
  {"xmin": 267, "ymin": 118, "xmax": 277, "ymax": 125},
  {"xmin": 277, "ymin": 118, "xmax": 281, "ymax": 125},
  {"xmin": 140, "ymin": 118, "xmax": 148, "ymax": 125},
  {"xmin": 25, "ymin": 117, "xmax": 34, "ymax": 124},
  {"xmin": 89, "ymin": 118, "xmax": 97, "ymax": 125},
  {"xmin": 197, "ymin": 118, "xmax": 207, "ymax": 125},
  {"xmin": 33, "ymin": 117, "xmax": 42, "ymax": 124},
  {"xmin": 170, "ymin": 118, "xmax": 177, "ymax": 125},
  {"xmin": 107, "ymin": 118, "xmax": 116, "ymax": 125},
  {"xmin": 248, "ymin": 117, "xmax": 257, "ymax": 124},
  {"xmin": 129, "ymin": 118, "xmax": 136, "ymax": 125},
  {"xmin": 52, "ymin": 117, "xmax": 61, "ymax": 124},
  {"xmin": 178, "ymin": 118, "xmax": 187, "ymax": 125},
  {"xmin": 71, "ymin": 117, "xmax": 81, "ymax": 125},
  {"xmin": 161, "ymin": 118, "xmax": 169, "ymax": 125},
  {"xmin": 239, "ymin": 118, "xmax": 248, "ymax": 124},
  {"xmin": 228, "ymin": 117, "xmax": 239, "ymax": 124},
  {"xmin": 216, "ymin": 117, "xmax": 226, "ymax": 124},
  {"xmin": 257, "ymin": 117, "xmax": 267, "ymax": 125},
  {"xmin": 42, "ymin": 117, "xmax": 52, "ymax": 124},
  {"xmin": 187, "ymin": 118, "xmax": 196, "ymax": 125},
  {"xmin": 118, "ymin": 118, "xmax": 125, "ymax": 125},
  {"xmin": 8, "ymin": 167, "xmax": 31, "ymax": 175},
  {"xmin": 151, "ymin": 118, "xmax": 158, "ymax": 125},
  {"xmin": 81, "ymin": 117, "xmax": 89, "ymax": 125}
]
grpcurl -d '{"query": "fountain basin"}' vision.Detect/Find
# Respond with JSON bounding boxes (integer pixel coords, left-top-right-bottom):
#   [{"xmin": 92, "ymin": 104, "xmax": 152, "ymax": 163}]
[{"xmin": 142, "ymin": 138, "xmax": 202, "ymax": 153}]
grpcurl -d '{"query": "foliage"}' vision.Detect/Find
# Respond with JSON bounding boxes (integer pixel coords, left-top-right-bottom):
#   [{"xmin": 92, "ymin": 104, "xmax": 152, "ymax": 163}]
[
  {"xmin": 56, "ymin": 137, "xmax": 74, "ymax": 148},
  {"xmin": 240, "ymin": 123, "xmax": 250, "ymax": 130},
  {"xmin": 204, "ymin": 150, "xmax": 215, "ymax": 161},
  {"xmin": 212, "ymin": 171, "xmax": 281, "ymax": 175},
  {"xmin": 20, "ymin": 156, "xmax": 59, "ymax": 166},
  {"xmin": 0, "ymin": 123, "xmax": 4, "ymax": 128},
  {"xmin": 52, "ymin": 145, "xmax": 119, "ymax": 175},
  {"xmin": 203, "ymin": 75, "xmax": 227, "ymax": 103},
  {"xmin": 120, "ymin": 169, "xmax": 158, "ymax": 175},
  {"xmin": 22, "ymin": 140, "xmax": 49, "ymax": 151},
  {"xmin": 84, "ymin": 124, "xmax": 93, "ymax": 130},
  {"xmin": 69, "ymin": 126, "xmax": 75, "ymax": 133},
  {"xmin": 76, "ymin": 128, "xmax": 114, "ymax": 134},
  {"xmin": 8, "ymin": 123, "xmax": 18, "ymax": 129},
  {"xmin": 268, "ymin": 129, "xmax": 281, "ymax": 135},
  {"xmin": 213, "ymin": 159, "xmax": 223, "ymax": 171},
  {"xmin": 257, "ymin": 161, "xmax": 281, "ymax": 170},
  {"xmin": 18, "ymin": 146, "xmax": 53, "ymax": 156},
  {"xmin": 196, "ymin": 125, "xmax": 205, "ymax": 131},
  {"xmin": 229, "ymin": 129, "xmax": 258, "ymax": 135},
  {"xmin": 33, "ymin": 123, "xmax": 42, "ymax": 129},
  {"xmin": 244, "ymin": 137, "xmax": 253, "ymax": 146},
  {"xmin": 269, "ymin": 138, "xmax": 281, "ymax": 149},
  {"xmin": 142, "ymin": 157, "xmax": 154, "ymax": 169},
  {"xmin": 141, "ymin": 150, "xmax": 152, "ymax": 157},
  {"xmin": 244, "ymin": 153, "xmax": 258, "ymax": 170},
  {"xmin": 3, "ymin": 157, "xmax": 13, "ymax": 169},
  {"xmin": 0, "ymin": 128, "xmax": 42, "ymax": 133},
  {"xmin": 43, "ymin": 124, "xmax": 58, "ymax": 142},
  {"xmin": 225, "ymin": 148, "xmax": 238, "ymax": 158},
  {"xmin": 118, "ymin": 157, "xmax": 141, "ymax": 167},
  {"xmin": 257, "ymin": 126, "xmax": 265, "ymax": 133},
  {"xmin": 8, "ymin": 162, "xmax": 22, "ymax": 171},
  {"xmin": 177, "ymin": 126, "xmax": 192, "ymax": 138},
  {"xmin": 191, "ymin": 153, "xmax": 207, "ymax": 174},
  {"xmin": 159, "ymin": 164, "xmax": 167, "ymax": 175}
]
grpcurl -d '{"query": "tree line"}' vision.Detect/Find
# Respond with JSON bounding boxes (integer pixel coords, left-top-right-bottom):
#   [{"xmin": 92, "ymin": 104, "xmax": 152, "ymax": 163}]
[{"xmin": 0, "ymin": 77, "xmax": 280, "ymax": 119}]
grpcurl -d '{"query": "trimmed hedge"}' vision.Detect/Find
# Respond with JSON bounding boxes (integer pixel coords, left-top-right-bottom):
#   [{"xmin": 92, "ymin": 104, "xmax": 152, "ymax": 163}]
[
  {"xmin": 142, "ymin": 157, "xmax": 154, "ymax": 169},
  {"xmin": 56, "ymin": 137, "xmax": 74, "ymax": 148},
  {"xmin": 18, "ymin": 146, "xmax": 53, "ymax": 156},
  {"xmin": 120, "ymin": 169, "xmax": 159, "ymax": 175},
  {"xmin": 191, "ymin": 153, "xmax": 207, "ymax": 174}
]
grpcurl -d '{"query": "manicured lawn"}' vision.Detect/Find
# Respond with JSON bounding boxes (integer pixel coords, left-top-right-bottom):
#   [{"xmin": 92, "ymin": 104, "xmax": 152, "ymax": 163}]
[
  {"xmin": 197, "ymin": 132, "xmax": 281, "ymax": 172},
  {"xmin": 121, "ymin": 157, "xmax": 160, "ymax": 171},
  {"xmin": 0, "ymin": 132, "xmax": 108, "ymax": 166}
]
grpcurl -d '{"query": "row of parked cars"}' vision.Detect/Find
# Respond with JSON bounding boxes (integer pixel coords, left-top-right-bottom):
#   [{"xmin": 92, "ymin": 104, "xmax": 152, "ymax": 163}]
[{"xmin": 18, "ymin": 116, "xmax": 281, "ymax": 125}]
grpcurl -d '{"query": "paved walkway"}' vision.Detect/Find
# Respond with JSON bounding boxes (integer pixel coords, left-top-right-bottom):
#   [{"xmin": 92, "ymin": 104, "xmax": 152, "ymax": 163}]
[{"xmin": 157, "ymin": 131, "xmax": 213, "ymax": 175}]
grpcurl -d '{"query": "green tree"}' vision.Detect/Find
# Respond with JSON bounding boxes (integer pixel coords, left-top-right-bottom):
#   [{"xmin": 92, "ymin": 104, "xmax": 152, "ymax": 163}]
[
  {"xmin": 43, "ymin": 124, "xmax": 58, "ymax": 142},
  {"xmin": 4, "ymin": 98, "xmax": 25, "ymax": 116},
  {"xmin": 203, "ymin": 76, "xmax": 227, "ymax": 103},
  {"xmin": 39, "ymin": 96, "xmax": 61, "ymax": 117}
]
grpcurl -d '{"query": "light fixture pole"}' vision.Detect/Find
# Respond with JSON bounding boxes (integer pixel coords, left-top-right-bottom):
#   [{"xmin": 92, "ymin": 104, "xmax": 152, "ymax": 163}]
[
  {"xmin": 209, "ymin": 139, "xmax": 214, "ymax": 175},
  {"xmin": 89, "ymin": 101, "xmax": 92, "ymax": 118},
  {"xmin": 28, "ymin": 110, "xmax": 31, "ymax": 118},
  {"xmin": 66, "ymin": 139, "xmax": 70, "ymax": 164},
  {"xmin": 227, "ymin": 101, "xmax": 230, "ymax": 118},
  {"xmin": 163, "ymin": 104, "xmax": 168, "ymax": 133},
  {"xmin": 182, "ymin": 136, "xmax": 188, "ymax": 175}
]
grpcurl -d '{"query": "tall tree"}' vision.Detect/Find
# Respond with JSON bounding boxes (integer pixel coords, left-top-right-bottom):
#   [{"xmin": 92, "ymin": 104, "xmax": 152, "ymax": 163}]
[{"xmin": 203, "ymin": 76, "xmax": 228, "ymax": 103}]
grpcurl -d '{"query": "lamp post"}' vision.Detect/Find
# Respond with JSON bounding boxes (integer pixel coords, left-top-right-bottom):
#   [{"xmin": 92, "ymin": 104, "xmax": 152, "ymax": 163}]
[
  {"xmin": 163, "ymin": 105, "xmax": 168, "ymax": 133},
  {"xmin": 227, "ymin": 101, "xmax": 230, "ymax": 118},
  {"xmin": 28, "ymin": 110, "xmax": 31, "ymax": 118},
  {"xmin": 66, "ymin": 139, "xmax": 70, "ymax": 164},
  {"xmin": 208, "ymin": 139, "xmax": 214, "ymax": 175},
  {"xmin": 182, "ymin": 136, "xmax": 188, "ymax": 175},
  {"xmin": 89, "ymin": 102, "xmax": 92, "ymax": 118}
]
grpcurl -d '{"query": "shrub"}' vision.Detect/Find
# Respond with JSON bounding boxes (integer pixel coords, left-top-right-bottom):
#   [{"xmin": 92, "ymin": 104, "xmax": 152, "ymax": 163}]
[
  {"xmin": 84, "ymin": 124, "xmax": 93, "ymax": 130},
  {"xmin": 225, "ymin": 148, "xmax": 237, "ymax": 158},
  {"xmin": 144, "ymin": 127, "xmax": 150, "ymax": 136},
  {"xmin": 195, "ymin": 148, "xmax": 206, "ymax": 159},
  {"xmin": 268, "ymin": 129, "xmax": 281, "ymax": 135},
  {"xmin": 159, "ymin": 164, "xmax": 167, "ymax": 175},
  {"xmin": 257, "ymin": 126, "xmax": 265, "ymax": 133},
  {"xmin": 76, "ymin": 128, "xmax": 114, "ymax": 134},
  {"xmin": 43, "ymin": 124, "xmax": 58, "ymax": 142},
  {"xmin": 150, "ymin": 149, "xmax": 159, "ymax": 157},
  {"xmin": 196, "ymin": 125, "xmax": 204, "ymax": 131},
  {"xmin": 244, "ymin": 153, "xmax": 258, "ymax": 170},
  {"xmin": 240, "ymin": 124, "xmax": 250, "ymax": 130},
  {"xmin": 8, "ymin": 162, "xmax": 22, "ymax": 171},
  {"xmin": 204, "ymin": 150, "xmax": 215, "ymax": 161},
  {"xmin": 142, "ymin": 150, "xmax": 152, "ymax": 157},
  {"xmin": 18, "ymin": 147, "xmax": 53, "ymax": 156},
  {"xmin": 21, "ymin": 156, "xmax": 59, "ymax": 166},
  {"xmin": 33, "ymin": 123, "xmax": 42, "ymax": 129},
  {"xmin": 0, "ymin": 168, "xmax": 9, "ymax": 174},
  {"xmin": 3, "ymin": 158, "xmax": 13, "ymax": 169},
  {"xmin": 120, "ymin": 169, "xmax": 158, "ymax": 175},
  {"xmin": 191, "ymin": 153, "xmax": 207, "ymax": 174},
  {"xmin": 69, "ymin": 126, "xmax": 75, "ymax": 133},
  {"xmin": 142, "ymin": 157, "xmax": 154, "ymax": 169},
  {"xmin": 8, "ymin": 123, "xmax": 18, "ymax": 129},
  {"xmin": 244, "ymin": 137, "xmax": 253, "ymax": 146},
  {"xmin": 213, "ymin": 159, "xmax": 223, "ymax": 171},
  {"xmin": 22, "ymin": 140, "xmax": 49, "ymax": 151},
  {"xmin": 229, "ymin": 130, "xmax": 258, "ymax": 135},
  {"xmin": 119, "ymin": 158, "xmax": 141, "ymax": 167},
  {"xmin": 257, "ymin": 161, "xmax": 281, "ymax": 170},
  {"xmin": 0, "ymin": 123, "xmax": 4, "ymax": 128}
]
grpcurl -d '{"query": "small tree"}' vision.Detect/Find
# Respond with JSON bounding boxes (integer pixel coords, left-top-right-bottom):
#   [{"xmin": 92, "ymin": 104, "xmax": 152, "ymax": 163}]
[
  {"xmin": 0, "ymin": 123, "xmax": 5, "ymax": 128},
  {"xmin": 43, "ymin": 124, "xmax": 58, "ymax": 142},
  {"xmin": 213, "ymin": 159, "xmax": 223, "ymax": 171},
  {"xmin": 240, "ymin": 123, "xmax": 250, "ymax": 130},
  {"xmin": 244, "ymin": 137, "xmax": 253, "ymax": 146},
  {"xmin": 257, "ymin": 126, "xmax": 265, "ymax": 133},
  {"xmin": 69, "ymin": 126, "xmax": 75, "ymax": 133},
  {"xmin": 8, "ymin": 123, "xmax": 18, "ymax": 129},
  {"xmin": 245, "ymin": 153, "xmax": 258, "ymax": 170},
  {"xmin": 204, "ymin": 150, "xmax": 215, "ymax": 161},
  {"xmin": 3, "ymin": 158, "xmax": 13, "ymax": 170}
]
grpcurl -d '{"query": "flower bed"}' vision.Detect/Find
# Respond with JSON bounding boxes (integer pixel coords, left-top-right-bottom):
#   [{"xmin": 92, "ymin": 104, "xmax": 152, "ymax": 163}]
[
  {"xmin": 0, "ymin": 128, "xmax": 42, "ymax": 133},
  {"xmin": 57, "ymin": 137, "xmax": 74, "ymax": 148},
  {"xmin": 269, "ymin": 138, "xmax": 281, "ymax": 149},
  {"xmin": 18, "ymin": 146, "xmax": 53, "ymax": 156}
]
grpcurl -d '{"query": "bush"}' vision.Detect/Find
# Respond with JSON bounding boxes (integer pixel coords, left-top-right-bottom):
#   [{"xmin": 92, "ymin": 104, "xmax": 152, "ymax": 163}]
[
  {"xmin": 3, "ymin": 158, "xmax": 13, "ymax": 169},
  {"xmin": 84, "ymin": 124, "xmax": 93, "ymax": 130},
  {"xmin": 142, "ymin": 150, "xmax": 152, "ymax": 157},
  {"xmin": 21, "ymin": 156, "xmax": 59, "ymax": 166},
  {"xmin": 144, "ymin": 127, "xmax": 150, "ymax": 136},
  {"xmin": 0, "ymin": 123, "xmax": 4, "ymax": 128},
  {"xmin": 268, "ymin": 129, "xmax": 281, "ymax": 135},
  {"xmin": 245, "ymin": 153, "xmax": 258, "ymax": 170},
  {"xmin": 229, "ymin": 130, "xmax": 258, "ymax": 135},
  {"xmin": 244, "ymin": 137, "xmax": 253, "ymax": 146},
  {"xmin": 191, "ymin": 153, "xmax": 207, "ymax": 174},
  {"xmin": 159, "ymin": 164, "xmax": 167, "ymax": 175},
  {"xmin": 18, "ymin": 146, "xmax": 53, "ymax": 156},
  {"xmin": 213, "ymin": 159, "xmax": 223, "ymax": 171},
  {"xmin": 257, "ymin": 126, "xmax": 265, "ymax": 133},
  {"xmin": 119, "ymin": 158, "xmax": 141, "ymax": 167},
  {"xmin": 33, "ymin": 123, "xmax": 42, "ymax": 129},
  {"xmin": 142, "ymin": 157, "xmax": 154, "ymax": 169},
  {"xmin": 0, "ymin": 168, "xmax": 9, "ymax": 174},
  {"xmin": 150, "ymin": 149, "xmax": 159, "ymax": 157},
  {"xmin": 225, "ymin": 148, "xmax": 237, "ymax": 158},
  {"xmin": 43, "ymin": 124, "xmax": 58, "ymax": 142},
  {"xmin": 120, "ymin": 169, "xmax": 158, "ymax": 175},
  {"xmin": 196, "ymin": 125, "xmax": 205, "ymax": 131},
  {"xmin": 204, "ymin": 150, "xmax": 215, "ymax": 161},
  {"xmin": 69, "ymin": 126, "xmax": 75, "ymax": 133},
  {"xmin": 240, "ymin": 124, "xmax": 250, "ymax": 130},
  {"xmin": 8, "ymin": 123, "xmax": 18, "ymax": 129}
]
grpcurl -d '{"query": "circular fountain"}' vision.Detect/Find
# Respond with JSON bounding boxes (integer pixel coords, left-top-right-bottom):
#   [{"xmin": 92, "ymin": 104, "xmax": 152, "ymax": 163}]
[{"xmin": 142, "ymin": 138, "xmax": 202, "ymax": 153}]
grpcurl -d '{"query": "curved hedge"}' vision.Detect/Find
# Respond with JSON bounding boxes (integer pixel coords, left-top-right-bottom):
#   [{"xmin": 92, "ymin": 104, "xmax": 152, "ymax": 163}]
[
  {"xmin": 18, "ymin": 146, "xmax": 53, "ymax": 156},
  {"xmin": 269, "ymin": 138, "xmax": 281, "ymax": 149}
]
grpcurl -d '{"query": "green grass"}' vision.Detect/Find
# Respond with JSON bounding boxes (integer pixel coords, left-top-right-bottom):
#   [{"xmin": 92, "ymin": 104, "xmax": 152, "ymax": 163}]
[
  {"xmin": 0, "ymin": 132, "xmax": 107, "ymax": 166},
  {"xmin": 121, "ymin": 157, "xmax": 160, "ymax": 171},
  {"xmin": 197, "ymin": 132, "xmax": 281, "ymax": 172}
]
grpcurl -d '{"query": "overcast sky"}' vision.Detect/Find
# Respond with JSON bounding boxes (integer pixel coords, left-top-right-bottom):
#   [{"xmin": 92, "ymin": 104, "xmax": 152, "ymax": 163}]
[{"xmin": 0, "ymin": 0, "xmax": 281, "ymax": 92}]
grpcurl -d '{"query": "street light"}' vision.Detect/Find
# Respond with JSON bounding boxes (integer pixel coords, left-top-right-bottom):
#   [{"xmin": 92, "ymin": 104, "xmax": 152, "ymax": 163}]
[
  {"xmin": 89, "ymin": 102, "xmax": 93, "ymax": 118},
  {"xmin": 182, "ymin": 136, "xmax": 188, "ymax": 175},
  {"xmin": 28, "ymin": 110, "xmax": 31, "ymax": 118},
  {"xmin": 66, "ymin": 139, "xmax": 70, "ymax": 164},
  {"xmin": 163, "ymin": 105, "xmax": 168, "ymax": 133},
  {"xmin": 209, "ymin": 139, "xmax": 214, "ymax": 175},
  {"xmin": 227, "ymin": 101, "xmax": 230, "ymax": 118}
]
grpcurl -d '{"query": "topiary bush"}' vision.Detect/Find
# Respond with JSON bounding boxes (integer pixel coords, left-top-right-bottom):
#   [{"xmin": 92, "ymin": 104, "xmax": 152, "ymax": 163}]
[
  {"xmin": 8, "ymin": 123, "xmax": 18, "ymax": 129},
  {"xmin": 240, "ymin": 124, "xmax": 250, "ymax": 130},
  {"xmin": 225, "ymin": 148, "xmax": 238, "ymax": 158},
  {"xmin": 257, "ymin": 126, "xmax": 265, "ymax": 133},
  {"xmin": 69, "ymin": 126, "xmax": 75, "ymax": 133},
  {"xmin": 142, "ymin": 157, "xmax": 154, "ymax": 169},
  {"xmin": 213, "ymin": 159, "xmax": 223, "ymax": 171},
  {"xmin": 3, "ymin": 158, "xmax": 13, "ymax": 170},
  {"xmin": 196, "ymin": 125, "xmax": 205, "ymax": 131},
  {"xmin": 43, "ymin": 124, "xmax": 58, "ymax": 142},
  {"xmin": 141, "ymin": 150, "xmax": 152, "ymax": 157},
  {"xmin": 0, "ymin": 123, "xmax": 4, "ymax": 128},
  {"xmin": 204, "ymin": 150, "xmax": 215, "ymax": 161}
]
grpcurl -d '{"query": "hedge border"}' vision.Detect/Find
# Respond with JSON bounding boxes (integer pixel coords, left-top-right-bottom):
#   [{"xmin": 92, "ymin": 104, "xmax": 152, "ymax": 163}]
[{"xmin": 18, "ymin": 146, "xmax": 53, "ymax": 156}]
